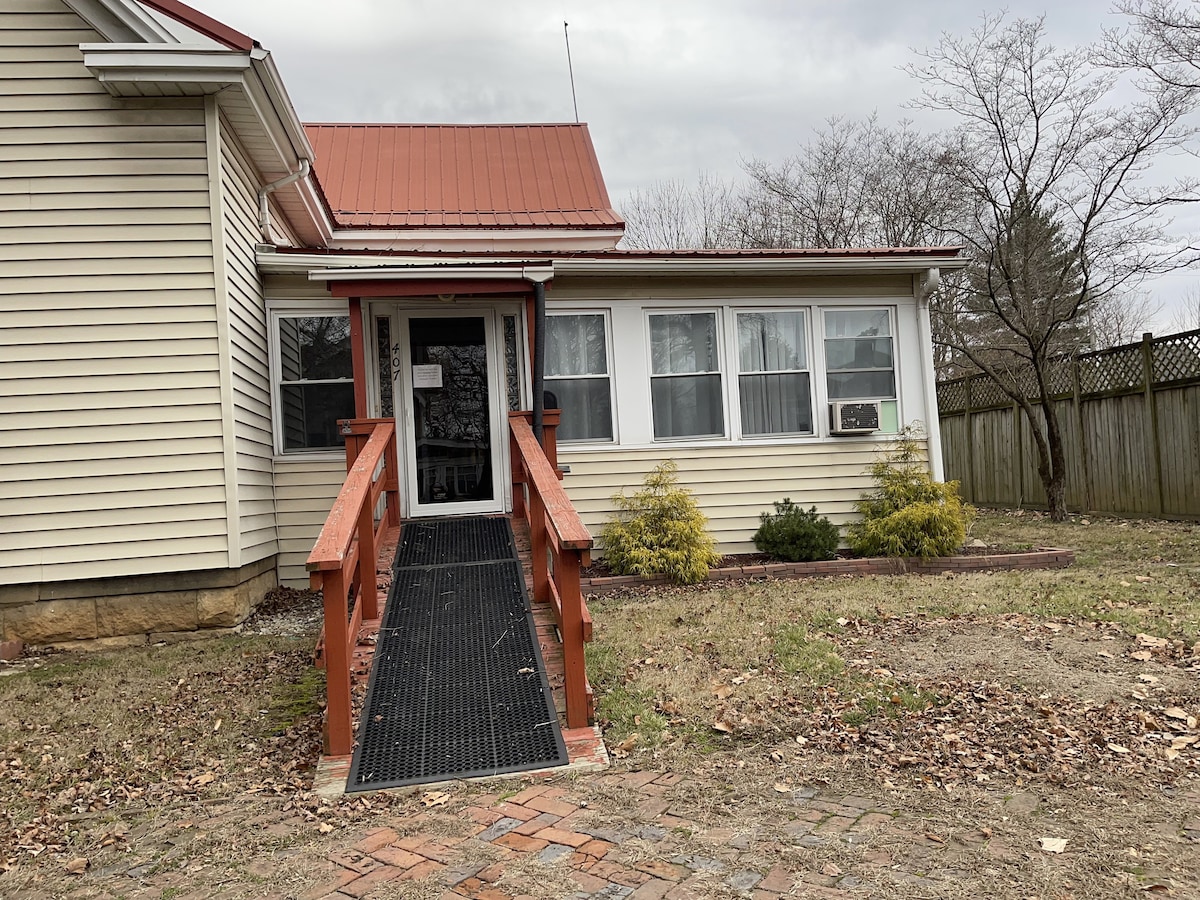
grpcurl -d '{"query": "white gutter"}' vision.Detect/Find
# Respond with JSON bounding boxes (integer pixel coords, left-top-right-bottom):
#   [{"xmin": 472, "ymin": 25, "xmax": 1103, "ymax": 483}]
[
  {"xmin": 307, "ymin": 265, "xmax": 555, "ymax": 282},
  {"xmin": 259, "ymin": 158, "xmax": 311, "ymax": 243},
  {"xmin": 916, "ymin": 267, "xmax": 946, "ymax": 481},
  {"xmin": 260, "ymin": 250, "xmax": 968, "ymax": 277}
]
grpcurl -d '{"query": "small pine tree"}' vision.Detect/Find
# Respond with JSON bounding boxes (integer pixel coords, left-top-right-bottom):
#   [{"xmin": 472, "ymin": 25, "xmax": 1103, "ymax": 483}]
[
  {"xmin": 848, "ymin": 434, "xmax": 975, "ymax": 559},
  {"xmin": 601, "ymin": 461, "xmax": 721, "ymax": 584},
  {"xmin": 753, "ymin": 499, "xmax": 840, "ymax": 562}
]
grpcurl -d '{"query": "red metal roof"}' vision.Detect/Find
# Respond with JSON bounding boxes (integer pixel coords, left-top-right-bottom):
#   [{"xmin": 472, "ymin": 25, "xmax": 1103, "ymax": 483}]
[
  {"xmin": 140, "ymin": 0, "xmax": 255, "ymax": 51},
  {"xmin": 304, "ymin": 123, "xmax": 623, "ymax": 230}
]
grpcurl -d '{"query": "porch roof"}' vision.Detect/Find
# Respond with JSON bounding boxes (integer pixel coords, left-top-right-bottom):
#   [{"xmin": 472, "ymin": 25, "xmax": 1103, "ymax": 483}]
[{"xmin": 304, "ymin": 123, "xmax": 624, "ymax": 230}]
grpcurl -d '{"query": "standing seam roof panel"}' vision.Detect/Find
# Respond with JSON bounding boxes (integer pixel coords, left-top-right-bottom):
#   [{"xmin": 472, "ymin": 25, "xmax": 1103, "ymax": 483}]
[{"xmin": 303, "ymin": 123, "xmax": 623, "ymax": 229}]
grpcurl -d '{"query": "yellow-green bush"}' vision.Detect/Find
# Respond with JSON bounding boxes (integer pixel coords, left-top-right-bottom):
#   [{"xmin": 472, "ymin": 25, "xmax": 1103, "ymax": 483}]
[
  {"xmin": 601, "ymin": 461, "xmax": 721, "ymax": 584},
  {"xmin": 848, "ymin": 434, "xmax": 975, "ymax": 558}
]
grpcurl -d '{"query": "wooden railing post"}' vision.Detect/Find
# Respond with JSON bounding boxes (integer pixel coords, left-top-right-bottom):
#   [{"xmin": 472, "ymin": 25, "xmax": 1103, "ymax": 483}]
[
  {"xmin": 508, "ymin": 414, "xmax": 595, "ymax": 729},
  {"xmin": 529, "ymin": 483, "xmax": 549, "ymax": 604},
  {"xmin": 309, "ymin": 419, "xmax": 400, "ymax": 758},
  {"xmin": 322, "ymin": 568, "xmax": 353, "ymax": 757},
  {"xmin": 508, "ymin": 412, "xmax": 527, "ymax": 521},
  {"xmin": 558, "ymin": 548, "xmax": 588, "ymax": 729}
]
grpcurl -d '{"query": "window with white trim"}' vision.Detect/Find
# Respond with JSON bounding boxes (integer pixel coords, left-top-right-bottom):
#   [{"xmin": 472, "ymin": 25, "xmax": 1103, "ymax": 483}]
[
  {"xmin": 737, "ymin": 310, "xmax": 813, "ymax": 436},
  {"xmin": 649, "ymin": 311, "xmax": 724, "ymax": 439},
  {"xmin": 823, "ymin": 308, "xmax": 899, "ymax": 431},
  {"xmin": 545, "ymin": 313, "xmax": 613, "ymax": 442},
  {"xmin": 277, "ymin": 315, "xmax": 355, "ymax": 451}
]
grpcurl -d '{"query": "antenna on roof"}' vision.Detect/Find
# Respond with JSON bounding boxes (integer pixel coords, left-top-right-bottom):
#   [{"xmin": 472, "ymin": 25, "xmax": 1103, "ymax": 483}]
[{"xmin": 564, "ymin": 21, "xmax": 579, "ymax": 123}]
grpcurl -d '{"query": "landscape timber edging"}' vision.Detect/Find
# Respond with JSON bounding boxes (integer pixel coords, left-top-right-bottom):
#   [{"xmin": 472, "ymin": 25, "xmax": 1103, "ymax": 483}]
[{"xmin": 580, "ymin": 547, "xmax": 1076, "ymax": 595}]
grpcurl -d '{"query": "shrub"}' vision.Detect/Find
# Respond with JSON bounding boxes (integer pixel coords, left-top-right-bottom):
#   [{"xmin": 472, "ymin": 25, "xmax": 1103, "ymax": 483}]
[
  {"xmin": 601, "ymin": 460, "xmax": 721, "ymax": 584},
  {"xmin": 752, "ymin": 499, "xmax": 839, "ymax": 562},
  {"xmin": 847, "ymin": 433, "xmax": 975, "ymax": 558}
]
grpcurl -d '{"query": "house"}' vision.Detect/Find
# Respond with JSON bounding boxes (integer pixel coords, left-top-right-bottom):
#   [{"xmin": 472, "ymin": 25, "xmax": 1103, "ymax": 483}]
[{"xmin": 0, "ymin": 0, "xmax": 966, "ymax": 648}]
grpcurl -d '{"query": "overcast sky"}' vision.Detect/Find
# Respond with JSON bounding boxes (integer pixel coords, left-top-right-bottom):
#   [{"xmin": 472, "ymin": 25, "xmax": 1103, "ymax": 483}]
[{"xmin": 195, "ymin": 0, "xmax": 1199, "ymax": 329}]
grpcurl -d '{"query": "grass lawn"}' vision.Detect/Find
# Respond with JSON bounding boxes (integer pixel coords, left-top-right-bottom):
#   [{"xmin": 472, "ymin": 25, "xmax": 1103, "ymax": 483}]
[{"xmin": 1, "ymin": 510, "xmax": 1197, "ymax": 898}]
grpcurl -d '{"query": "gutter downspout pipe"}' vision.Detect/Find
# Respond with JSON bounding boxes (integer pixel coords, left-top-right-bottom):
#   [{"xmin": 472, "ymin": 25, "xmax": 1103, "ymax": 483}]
[
  {"xmin": 258, "ymin": 158, "xmax": 311, "ymax": 244},
  {"xmin": 917, "ymin": 267, "xmax": 946, "ymax": 481},
  {"xmin": 523, "ymin": 267, "xmax": 555, "ymax": 443}
]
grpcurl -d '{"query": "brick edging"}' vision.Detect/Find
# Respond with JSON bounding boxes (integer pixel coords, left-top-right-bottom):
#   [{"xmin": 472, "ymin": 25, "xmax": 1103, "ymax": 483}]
[{"xmin": 580, "ymin": 548, "xmax": 1075, "ymax": 595}]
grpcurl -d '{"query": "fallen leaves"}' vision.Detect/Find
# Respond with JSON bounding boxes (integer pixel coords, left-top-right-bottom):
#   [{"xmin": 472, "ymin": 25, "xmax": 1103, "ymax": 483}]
[
  {"xmin": 420, "ymin": 791, "xmax": 451, "ymax": 809},
  {"xmin": 65, "ymin": 857, "xmax": 88, "ymax": 875},
  {"xmin": 1038, "ymin": 837, "xmax": 1068, "ymax": 853}
]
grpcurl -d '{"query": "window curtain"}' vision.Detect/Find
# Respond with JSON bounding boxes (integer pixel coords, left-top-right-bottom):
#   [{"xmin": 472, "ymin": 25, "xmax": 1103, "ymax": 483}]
[
  {"xmin": 737, "ymin": 312, "xmax": 811, "ymax": 435},
  {"xmin": 650, "ymin": 313, "xmax": 723, "ymax": 438},
  {"xmin": 546, "ymin": 315, "xmax": 612, "ymax": 441}
]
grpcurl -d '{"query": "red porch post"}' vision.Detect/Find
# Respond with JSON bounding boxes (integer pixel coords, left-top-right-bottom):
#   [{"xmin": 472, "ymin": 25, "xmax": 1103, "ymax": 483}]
[{"xmin": 348, "ymin": 296, "xmax": 368, "ymax": 418}]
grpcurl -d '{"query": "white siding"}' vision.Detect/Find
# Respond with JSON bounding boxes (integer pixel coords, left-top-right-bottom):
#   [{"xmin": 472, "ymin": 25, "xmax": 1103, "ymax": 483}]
[
  {"xmin": 0, "ymin": 1, "xmax": 224, "ymax": 585},
  {"xmin": 218, "ymin": 120, "xmax": 278, "ymax": 562},
  {"xmin": 560, "ymin": 441, "xmax": 926, "ymax": 555},
  {"xmin": 273, "ymin": 457, "xmax": 345, "ymax": 587}
]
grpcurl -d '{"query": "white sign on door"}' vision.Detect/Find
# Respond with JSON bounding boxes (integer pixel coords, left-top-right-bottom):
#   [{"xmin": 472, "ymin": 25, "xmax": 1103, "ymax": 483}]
[{"xmin": 412, "ymin": 364, "xmax": 443, "ymax": 389}]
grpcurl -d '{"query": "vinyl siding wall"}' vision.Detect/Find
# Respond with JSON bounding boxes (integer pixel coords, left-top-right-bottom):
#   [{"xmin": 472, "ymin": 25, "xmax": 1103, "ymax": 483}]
[
  {"xmin": 0, "ymin": 1, "xmax": 225, "ymax": 584},
  {"xmin": 266, "ymin": 275, "xmax": 351, "ymax": 587},
  {"xmin": 217, "ymin": 118, "xmax": 278, "ymax": 563},
  {"xmin": 561, "ymin": 442, "xmax": 909, "ymax": 553},
  {"xmin": 273, "ymin": 457, "xmax": 344, "ymax": 587}
]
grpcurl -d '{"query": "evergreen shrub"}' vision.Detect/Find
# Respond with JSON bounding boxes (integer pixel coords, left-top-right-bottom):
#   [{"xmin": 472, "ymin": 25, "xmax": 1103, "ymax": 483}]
[
  {"xmin": 848, "ymin": 433, "xmax": 976, "ymax": 558},
  {"xmin": 601, "ymin": 461, "xmax": 721, "ymax": 584},
  {"xmin": 752, "ymin": 499, "xmax": 839, "ymax": 562}
]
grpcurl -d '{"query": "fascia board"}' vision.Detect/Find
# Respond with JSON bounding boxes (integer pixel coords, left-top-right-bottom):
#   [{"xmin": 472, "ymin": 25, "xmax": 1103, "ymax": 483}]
[
  {"xmin": 307, "ymin": 265, "xmax": 553, "ymax": 282},
  {"xmin": 257, "ymin": 251, "xmax": 549, "ymax": 274},
  {"xmin": 329, "ymin": 227, "xmax": 624, "ymax": 244},
  {"xmin": 65, "ymin": 0, "xmax": 176, "ymax": 44},
  {"xmin": 257, "ymin": 251, "xmax": 968, "ymax": 277},
  {"xmin": 81, "ymin": 43, "xmax": 251, "ymax": 84}
]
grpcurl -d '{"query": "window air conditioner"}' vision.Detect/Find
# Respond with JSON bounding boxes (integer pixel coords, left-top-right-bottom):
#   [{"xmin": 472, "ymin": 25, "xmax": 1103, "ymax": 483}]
[{"xmin": 829, "ymin": 400, "xmax": 881, "ymax": 435}]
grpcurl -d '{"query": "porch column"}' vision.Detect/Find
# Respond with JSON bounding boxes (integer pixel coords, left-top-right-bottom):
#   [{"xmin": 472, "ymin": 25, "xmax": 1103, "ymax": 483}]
[{"xmin": 348, "ymin": 296, "xmax": 369, "ymax": 417}]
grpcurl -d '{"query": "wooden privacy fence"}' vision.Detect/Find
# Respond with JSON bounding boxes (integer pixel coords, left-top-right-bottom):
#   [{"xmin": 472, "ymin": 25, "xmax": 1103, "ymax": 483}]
[
  {"xmin": 936, "ymin": 330, "xmax": 1200, "ymax": 518},
  {"xmin": 307, "ymin": 419, "xmax": 400, "ymax": 757}
]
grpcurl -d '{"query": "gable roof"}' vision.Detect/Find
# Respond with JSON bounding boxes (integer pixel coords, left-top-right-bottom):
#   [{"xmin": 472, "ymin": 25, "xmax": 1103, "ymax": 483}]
[
  {"xmin": 138, "ymin": 0, "xmax": 255, "ymax": 50},
  {"xmin": 305, "ymin": 123, "xmax": 623, "ymax": 230}
]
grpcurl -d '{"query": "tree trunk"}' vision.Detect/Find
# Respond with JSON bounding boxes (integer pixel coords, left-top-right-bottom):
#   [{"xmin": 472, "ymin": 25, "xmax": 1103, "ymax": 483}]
[{"xmin": 1038, "ymin": 376, "xmax": 1070, "ymax": 522}]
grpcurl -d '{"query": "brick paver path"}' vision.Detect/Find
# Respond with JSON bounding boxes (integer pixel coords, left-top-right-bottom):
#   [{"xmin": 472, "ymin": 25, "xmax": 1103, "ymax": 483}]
[{"xmin": 297, "ymin": 774, "xmax": 950, "ymax": 899}]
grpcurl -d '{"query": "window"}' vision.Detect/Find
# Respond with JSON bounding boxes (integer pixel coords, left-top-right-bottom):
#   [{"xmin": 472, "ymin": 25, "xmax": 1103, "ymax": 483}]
[
  {"xmin": 737, "ymin": 310, "xmax": 812, "ymax": 436},
  {"xmin": 823, "ymin": 308, "xmax": 898, "ymax": 431},
  {"xmin": 649, "ymin": 311, "xmax": 723, "ymax": 439},
  {"xmin": 277, "ymin": 315, "xmax": 355, "ymax": 451},
  {"xmin": 545, "ymin": 313, "xmax": 613, "ymax": 442}
]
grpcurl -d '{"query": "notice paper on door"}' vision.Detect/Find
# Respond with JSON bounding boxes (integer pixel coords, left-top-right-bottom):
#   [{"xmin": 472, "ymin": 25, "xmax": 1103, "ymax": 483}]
[{"xmin": 412, "ymin": 364, "xmax": 443, "ymax": 389}]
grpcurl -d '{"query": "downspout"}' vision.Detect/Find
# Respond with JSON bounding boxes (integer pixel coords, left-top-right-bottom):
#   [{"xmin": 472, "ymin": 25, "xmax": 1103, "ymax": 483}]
[
  {"xmin": 258, "ymin": 159, "xmax": 311, "ymax": 244},
  {"xmin": 917, "ymin": 267, "xmax": 946, "ymax": 481},
  {"xmin": 523, "ymin": 267, "xmax": 555, "ymax": 442}
]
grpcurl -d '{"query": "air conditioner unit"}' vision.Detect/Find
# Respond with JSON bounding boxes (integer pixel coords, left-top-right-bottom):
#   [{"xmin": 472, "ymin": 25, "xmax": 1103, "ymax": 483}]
[{"xmin": 829, "ymin": 400, "xmax": 881, "ymax": 435}]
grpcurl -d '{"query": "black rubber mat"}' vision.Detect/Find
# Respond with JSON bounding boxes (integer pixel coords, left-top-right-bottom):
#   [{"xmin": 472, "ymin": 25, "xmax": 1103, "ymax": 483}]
[
  {"xmin": 391, "ymin": 516, "xmax": 514, "ymax": 568},
  {"xmin": 347, "ymin": 518, "xmax": 568, "ymax": 791}
]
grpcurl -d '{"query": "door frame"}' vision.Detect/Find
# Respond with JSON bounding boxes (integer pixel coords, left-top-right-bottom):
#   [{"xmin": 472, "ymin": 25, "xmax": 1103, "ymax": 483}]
[{"xmin": 386, "ymin": 305, "xmax": 511, "ymax": 519}]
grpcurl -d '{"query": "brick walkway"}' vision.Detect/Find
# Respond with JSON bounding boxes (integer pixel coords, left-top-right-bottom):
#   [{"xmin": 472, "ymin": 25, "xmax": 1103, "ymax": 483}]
[{"xmin": 301, "ymin": 774, "xmax": 916, "ymax": 899}]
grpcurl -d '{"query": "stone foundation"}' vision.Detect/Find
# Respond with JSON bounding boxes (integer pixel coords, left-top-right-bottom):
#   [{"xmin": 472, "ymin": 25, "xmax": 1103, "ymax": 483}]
[{"xmin": 0, "ymin": 557, "xmax": 278, "ymax": 650}]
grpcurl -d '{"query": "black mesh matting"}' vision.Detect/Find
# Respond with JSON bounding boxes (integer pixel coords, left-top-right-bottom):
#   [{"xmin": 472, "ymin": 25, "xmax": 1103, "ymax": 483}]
[
  {"xmin": 391, "ymin": 516, "xmax": 514, "ymax": 568},
  {"xmin": 347, "ymin": 518, "xmax": 568, "ymax": 791}
]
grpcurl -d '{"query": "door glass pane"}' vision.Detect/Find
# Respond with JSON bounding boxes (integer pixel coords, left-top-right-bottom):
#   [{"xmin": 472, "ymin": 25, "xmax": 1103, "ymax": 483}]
[{"xmin": 410, "ymin": 317, "xmax": 493, "ymax": 506}]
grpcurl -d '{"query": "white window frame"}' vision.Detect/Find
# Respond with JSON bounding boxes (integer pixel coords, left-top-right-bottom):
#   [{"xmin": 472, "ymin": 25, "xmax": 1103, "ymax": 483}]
[
  {"xmin": 646, "ymin": 308, "xmax": 726, "ymax": 441},
  {"xmin": 733, "ymin": 308, "xmax": 815, "ymax": 439},
  {"xmin": 268, "ymin": 303, "xmax": 355, "ymax": 458},
  {"xmin": 820, "ymin": 306, "xmax": 900, "ymax": 433},
  {"xmin": 544, "ymin": 310, "xmax": 617, "ymax": 444}
]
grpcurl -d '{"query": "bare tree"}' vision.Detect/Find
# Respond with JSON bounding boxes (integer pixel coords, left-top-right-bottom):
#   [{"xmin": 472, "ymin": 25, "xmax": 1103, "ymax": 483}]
[
  {"xmin": 1090, "ymin": 289, "xmax": 1165, "ymax": 345},
  {"xmin": 734, "ymin": 116, "xmax": 962, "ymax": 249},
  {"xmin": 618, "ymin": 173, "xmax": 738, "ymax": 250},
  {"xmin": 911, "ymin": 13, "xmax": 1198, "ymax": 520},
  {"xmin": 1103, "ymin": 0, "xmax": 1200, "ymax": 93},
  {"xmin": 1169, "ymin": 286, "xmax": 1200, "ymax": 331}
]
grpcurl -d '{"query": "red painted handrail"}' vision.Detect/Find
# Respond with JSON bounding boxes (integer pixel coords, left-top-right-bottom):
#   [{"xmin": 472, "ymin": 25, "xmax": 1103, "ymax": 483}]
[
  {"xmin": 306, "ymin": 419, "xmax": 400, "ymax": 757},
  {"xmin": 508, "ymin": 412, "xmax": 595, "ymax": 729}
]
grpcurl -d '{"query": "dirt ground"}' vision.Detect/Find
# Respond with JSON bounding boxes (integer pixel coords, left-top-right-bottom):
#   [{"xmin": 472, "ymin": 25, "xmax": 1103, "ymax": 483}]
[{"xmin": 0, "ymin": 511, "xmax": 1197, "ymax": 899}]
